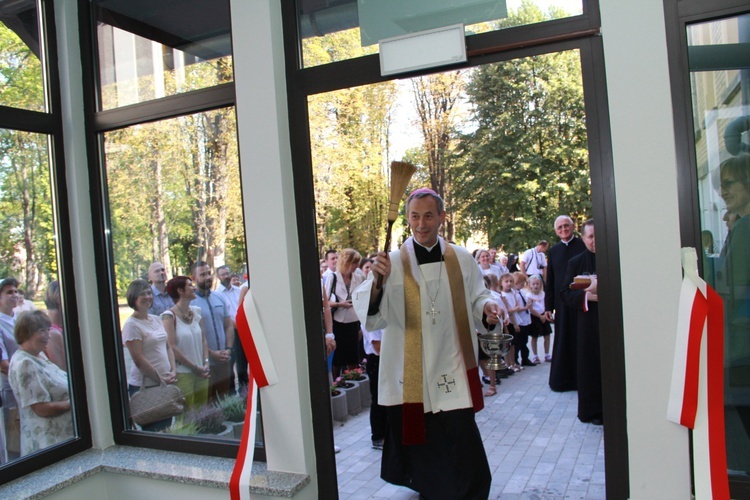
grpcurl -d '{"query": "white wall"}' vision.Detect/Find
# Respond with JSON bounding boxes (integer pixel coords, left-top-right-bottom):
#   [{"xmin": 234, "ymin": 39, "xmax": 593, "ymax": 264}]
[
  {"xmin": 230, "ymin": 0, "xmax": 319, "ymax": 492},
  {"xmin": 55, "ymin": 0, "xmax": 114, "ymax": 450},
  {"xmin": 599, "ymin": 0, "xmax": 692, "ymax": 497}
]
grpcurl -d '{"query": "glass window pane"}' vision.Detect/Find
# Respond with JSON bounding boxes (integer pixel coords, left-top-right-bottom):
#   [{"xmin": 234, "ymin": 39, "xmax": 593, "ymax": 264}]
[
  {"xmin": 94, "ymin": 0, "xmax": 233, "ymax": 110},
  {"xmin": 102, "ymin": 107, "xmax": 252, "ymax": 440},
  {"xmin": 0, "ymin": 129, "xmax": 74, "ymax": 464},
  {"xmin": 687, "ymin": 12, "xmax": 750, "ymax": 475},
  {"xmin": 309, "ymin": 48, "xmax": 589, "ymax": 258},
  {"xmin": 298, "ymin": 0, "xmax": 584, "ymax": 68},
  {"xmin": 0, "ymin": 0, "xmax": 46, "ymax": 111}
]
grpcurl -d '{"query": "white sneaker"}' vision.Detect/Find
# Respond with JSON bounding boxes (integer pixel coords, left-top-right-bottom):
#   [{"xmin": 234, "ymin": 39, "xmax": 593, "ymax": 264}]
[{"xmin": 334, "ymin": 445, "xmax": 341, "ymax": 454}]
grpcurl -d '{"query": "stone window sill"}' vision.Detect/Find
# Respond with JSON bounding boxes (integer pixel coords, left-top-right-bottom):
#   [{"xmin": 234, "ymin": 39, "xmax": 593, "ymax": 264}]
[{"xmin": 0, "ymin": 445, "xmax": 309, "ymax": 499}]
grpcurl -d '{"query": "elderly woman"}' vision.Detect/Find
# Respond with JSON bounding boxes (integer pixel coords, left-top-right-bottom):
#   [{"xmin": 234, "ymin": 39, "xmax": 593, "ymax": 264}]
[
  {"xmin": 122, "ymin": 279, "xmax": 178, "ymax": 431},
  {"xmin": 162, "ymin": 276, "xmax": 210, "ymax": 411},
  {"xmin": 8, "ymin": 311, "xmax": 73, "ymax": 456},
  {"xmin": 325, "ymin": 248, "xmax": 365, "ymax": 378}
]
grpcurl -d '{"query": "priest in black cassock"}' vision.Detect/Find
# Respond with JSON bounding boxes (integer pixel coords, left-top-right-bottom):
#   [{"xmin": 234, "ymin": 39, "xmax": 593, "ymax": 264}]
[
  {"xmin": 561, "ymin": 219, "xmax": 603, "ymax": 425},
  {"xmin": 545, "ymin": 215, "xmax": 586, "ymax": 392}
]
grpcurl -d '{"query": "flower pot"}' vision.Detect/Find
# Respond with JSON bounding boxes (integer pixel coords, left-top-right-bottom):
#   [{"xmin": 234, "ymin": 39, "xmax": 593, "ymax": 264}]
[
  {"xmin": 331, "ymin": 389, "xmax": 348, "ymax": 422},
  {"xmin": 211, "ymin": 423, "xmax": 234, "ymax": 440},
  {"xmin": 341, "ymin": 380, "xmax": 361, "ymax": 416},
  {"xmin": 225, "ymin": 420, "xmax": 244, "ymax": 440},
  {"xmin": 357, "ymin": 375, "xmax": 371, "ymax": 407}
]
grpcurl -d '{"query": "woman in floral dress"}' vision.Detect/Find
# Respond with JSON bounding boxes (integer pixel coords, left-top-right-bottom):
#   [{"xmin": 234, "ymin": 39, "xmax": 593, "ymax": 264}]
[{"xmin": 8, "ymin": 311, "xmax": 73, "ymax": 456}]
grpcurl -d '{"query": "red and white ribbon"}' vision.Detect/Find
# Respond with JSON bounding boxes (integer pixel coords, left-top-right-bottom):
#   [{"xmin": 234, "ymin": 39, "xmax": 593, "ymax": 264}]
[
  {"xmin": 668, "ymin": 250, "xmax": 729, "ymax": 500},
  {"xmin": 231, "ymin": 289, "xmax": 278, "ymax": 500}
]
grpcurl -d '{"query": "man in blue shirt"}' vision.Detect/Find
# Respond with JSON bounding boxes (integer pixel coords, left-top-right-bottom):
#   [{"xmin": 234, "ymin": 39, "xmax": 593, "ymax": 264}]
[
  {"xmin": 191, "ymin": 261, "xmax": 235, "ymax": 401},
  {"xmin": 147, "ymin": 262, "xmax": 174, "ymax": 316}
]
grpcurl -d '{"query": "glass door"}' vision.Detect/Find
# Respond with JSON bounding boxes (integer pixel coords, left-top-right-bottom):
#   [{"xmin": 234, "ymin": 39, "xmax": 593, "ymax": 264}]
[{"xmin": 686, "ymin": 12, "xmax": 750, "ymax": 475}]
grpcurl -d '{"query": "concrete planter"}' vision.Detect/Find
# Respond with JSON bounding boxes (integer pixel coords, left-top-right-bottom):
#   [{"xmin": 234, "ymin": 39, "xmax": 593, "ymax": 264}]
[
  {"xmin": 356, "ymin": 375, "xmax": 371, "ymax": 407},
  {"xmin": 341, "ymin": 381, "xmax": 361, "ymax": 416},
  {"xmin": 331, "ymin": 389, "xmax": 348, "ymax": 422}
]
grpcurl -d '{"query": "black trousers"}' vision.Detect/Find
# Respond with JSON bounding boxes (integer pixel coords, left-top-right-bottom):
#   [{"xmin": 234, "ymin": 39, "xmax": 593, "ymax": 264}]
[{"xmin": 366, "ymin": 353, "xmax": 387, "ymax": 441}]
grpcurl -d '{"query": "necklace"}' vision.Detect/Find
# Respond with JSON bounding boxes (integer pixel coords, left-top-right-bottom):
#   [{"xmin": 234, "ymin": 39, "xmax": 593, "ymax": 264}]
[
  {"xmin": 417, "ymin": 259, "xmax": 443, "ymax": 325},
  {"xmin": 176, "ymin": 303, "xmax": 193, "ymax": 323}
]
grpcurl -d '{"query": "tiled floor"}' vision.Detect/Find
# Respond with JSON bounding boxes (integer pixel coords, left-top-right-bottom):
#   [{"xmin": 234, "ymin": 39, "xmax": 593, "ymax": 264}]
[{"xmin": 333, "ymin": 354, "xmax": 605, "ymax": 499}]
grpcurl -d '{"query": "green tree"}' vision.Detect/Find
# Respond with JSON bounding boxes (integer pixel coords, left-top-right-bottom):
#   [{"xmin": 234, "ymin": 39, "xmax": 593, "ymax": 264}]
[
  {"xmin": 411, "ymin": 71, "xmax": 465, "ymax": 242},
  {"xmin": 453, "ymin": 3, "xmax": 590, "ymax": 251},
  {"xmin": 0, "ymin": 23, "xmax": 55, "ymax": 298},
  {"xmin": 308, "ymin": 80, "xmax": 397, "ymax": 255}
]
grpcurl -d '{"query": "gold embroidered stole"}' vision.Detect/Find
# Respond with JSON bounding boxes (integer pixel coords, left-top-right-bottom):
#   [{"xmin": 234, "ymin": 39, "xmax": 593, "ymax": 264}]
[{"xmin": 400, "ymin": 243, "xmax": 484, "ymax": 445}]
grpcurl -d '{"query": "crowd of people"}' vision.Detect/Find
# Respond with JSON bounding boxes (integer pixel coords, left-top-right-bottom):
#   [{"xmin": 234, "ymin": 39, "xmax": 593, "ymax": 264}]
[
  {"xmin": 0, "ymin": 278, "xmax": 71, "ymax": 463},
  {"xmin": 317, "ymin": 187, "xmax": 606, "ymax": 497},
  {"xmin": 121, "ymin": 260, "xmax": 249, "ymax": 431}
]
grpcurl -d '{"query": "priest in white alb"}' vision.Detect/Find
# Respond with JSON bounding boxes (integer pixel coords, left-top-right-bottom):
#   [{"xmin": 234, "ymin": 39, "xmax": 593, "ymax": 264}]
[{"xmin": 353, "ymin": 188, "xmax": 500, "ymax": 499}]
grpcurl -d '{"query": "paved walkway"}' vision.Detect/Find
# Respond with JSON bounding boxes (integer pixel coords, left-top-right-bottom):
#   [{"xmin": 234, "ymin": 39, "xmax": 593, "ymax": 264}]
[{"xmin": 333, "ymin": 357, "xmax": 605, "ymax": 499}]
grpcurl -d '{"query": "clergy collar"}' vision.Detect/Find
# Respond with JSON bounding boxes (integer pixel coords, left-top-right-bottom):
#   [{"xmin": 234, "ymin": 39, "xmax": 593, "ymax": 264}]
[
  {"xmin": 561, "ymin": 236, "xmax": 575, "ymax": 246},
  {"xmin": 413, "ymin": 239, "xmax": 443, "ymax": 264},
  {"xmin": 413, "ymin": 239, "xmax": 439, "ymax": 253}
]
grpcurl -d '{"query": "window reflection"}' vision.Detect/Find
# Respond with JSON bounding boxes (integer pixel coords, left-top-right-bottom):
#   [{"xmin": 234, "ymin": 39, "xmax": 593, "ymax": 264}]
[
  {"xmin": 94, "ymin": 0, "xmax": 233, "ymax": 110},
  {"xmin": 687, "ymin": 13, "xmax": 750, "ymax": 475},
  {"xmin": 0, "ymin": 129, "xmax": 73, "ymax": 465},
  {"xmin": 102, "ymin": 108, "xmax": 250, "ymax": 439},
  {"xmin": 298, "ymin": 0, "xmax": 584, "ymax": 68},
  {"xmin": 0, "ymin": 0, "xmax": 46, "ymax": 112}
]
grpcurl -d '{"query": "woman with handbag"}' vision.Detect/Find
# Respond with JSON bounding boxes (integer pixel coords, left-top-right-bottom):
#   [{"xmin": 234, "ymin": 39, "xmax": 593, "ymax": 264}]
[
  {"xmin": 162, "ymin": 276, "xmax": 210, "ymax": 411},
  {"xmin": 324, "ymin": 248, "xmax": 364, "ymax": 378},
  {"xmin": 8, "ymin": 310, "xmax": 73, "ymax": 456},
  {"xmin": 122, "ymin": 279, "xmax": 178, "ymax": 431}
]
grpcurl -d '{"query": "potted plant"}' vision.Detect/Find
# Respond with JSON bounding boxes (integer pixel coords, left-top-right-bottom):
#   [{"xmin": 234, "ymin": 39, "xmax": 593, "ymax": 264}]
[
  {"xmin": 163, "ymin": 420, "xmax": 200, "ymax": 436},
  {"xmin": 215, "ymin": 392, "xmax": 246, "ymax": 439},
  {"xmin": 184, "ymin": 404, "xmax": 232, "ymax": 438},
  {"xmin": 343, "ymin": 366, "xmax": 370, "ymax": 407},
  {"xmin": 335, "ymin": 375, "xmax": 361, "ymax": 416}
]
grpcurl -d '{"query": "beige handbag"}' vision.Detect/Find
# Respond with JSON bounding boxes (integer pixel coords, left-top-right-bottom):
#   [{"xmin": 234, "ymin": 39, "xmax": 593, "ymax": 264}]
[{"xmin": 129, "ymin": 380, "xmax": 184, "ymax": 426}]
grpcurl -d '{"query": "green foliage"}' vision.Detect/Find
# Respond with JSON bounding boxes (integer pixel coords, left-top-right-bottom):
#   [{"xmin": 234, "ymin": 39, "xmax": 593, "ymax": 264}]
[
  {"xmin": 0, "ymin": 23, "xmax": 44, "ymax": 111},
  {"xmin": 105, "ymin": 107, "xmax": 245, "ymax": 296},
  {"xmin": 214, "ymin": 393, "xmax": 246, "ymax": 422},
  {"xmin": 0, "ymin": 23, "xmax": 56, "ymax": 298},
  {"xmin": 164, "ymin": 420, "xmax": 200, "ymax": 436},
  {"xmin": 308, "ymin": 80, "xmax": 397, "ymax": 254},
  {"xmin": 183, "ymin": 404, "xmax": 226, "ymax": 434},
  {"xmin": 453, "ymin": 4, "xmax": 590, "ymax": 251}
]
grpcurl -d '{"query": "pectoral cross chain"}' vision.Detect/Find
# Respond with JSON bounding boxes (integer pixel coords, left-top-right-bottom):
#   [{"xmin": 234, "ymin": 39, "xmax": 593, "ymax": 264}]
[{"xmin": 426, "ymin": 302, "xmax": 440, "ymax": 325}]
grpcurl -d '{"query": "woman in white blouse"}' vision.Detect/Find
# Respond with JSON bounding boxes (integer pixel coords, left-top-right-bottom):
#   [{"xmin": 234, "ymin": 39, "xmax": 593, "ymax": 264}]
[
  {"xmin": 325, "ymin": 248, "xmax": 365, "ymax": 378},
  {"xmin": 122, "ymin": 279, "xmax": 177, "ymax": 431},
  {"xmin": 162, "ymin": 276, "xmax": 210, "ymax": 411}
]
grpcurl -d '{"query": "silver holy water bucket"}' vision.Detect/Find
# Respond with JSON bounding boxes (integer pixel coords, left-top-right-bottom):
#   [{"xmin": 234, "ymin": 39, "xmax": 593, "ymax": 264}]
[{"xmin": 478, "ymin": 332, "xmax": 514, "ymax": 371}]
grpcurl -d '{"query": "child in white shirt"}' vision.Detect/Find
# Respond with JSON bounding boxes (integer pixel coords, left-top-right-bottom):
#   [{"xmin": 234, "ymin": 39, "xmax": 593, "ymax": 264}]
[{"xmin": 526, "ymin": 275, "xmax": 552, "ymax": 363}]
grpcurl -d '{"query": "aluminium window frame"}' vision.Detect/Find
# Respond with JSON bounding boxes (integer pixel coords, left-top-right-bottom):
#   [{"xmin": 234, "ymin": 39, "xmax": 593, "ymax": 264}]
[
  {"xmin": 280, "ymin": 0, "xmax": 628, "ymax": 498},
  {"xmin": 0, "ymin": 0, "xmax": 91, "ymax": 486},
  {"xmin": 76, "ymin": 0, "xmax": 262, "ymax": 460}
]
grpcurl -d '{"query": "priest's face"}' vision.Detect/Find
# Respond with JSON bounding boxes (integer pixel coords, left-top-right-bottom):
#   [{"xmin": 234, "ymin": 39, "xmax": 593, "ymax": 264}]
[
  {"xmin": 554, "ymin": 216, "xmax": 574, "ymax": 241},
  {"xmin": 408, "ymin": 196, "xmax": 445, "ymax": 247},
  {"xmin": 582, "ymin": 224, "xmax": 595, "ymax": 253}
]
